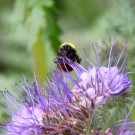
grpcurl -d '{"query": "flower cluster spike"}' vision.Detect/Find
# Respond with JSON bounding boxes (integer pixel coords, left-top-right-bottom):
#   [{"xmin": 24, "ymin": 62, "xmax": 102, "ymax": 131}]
[{"xmin": 0, "ymin": 39, "xmax": 133, "ymax": 135}]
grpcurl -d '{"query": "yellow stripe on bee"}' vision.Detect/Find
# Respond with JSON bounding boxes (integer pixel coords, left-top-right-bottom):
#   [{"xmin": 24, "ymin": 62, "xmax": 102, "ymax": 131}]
[{"xmin": 60, "ymin": 42, "xmax": 76, "ymax": 49}]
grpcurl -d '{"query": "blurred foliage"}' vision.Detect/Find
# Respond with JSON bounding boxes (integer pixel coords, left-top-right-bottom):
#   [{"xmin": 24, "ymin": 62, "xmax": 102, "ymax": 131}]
[
  {"xmin": 10, "ymin": 0, "xmax": 61, "ymax": 51},
  {"xmin": 9, "ymin": 0, "xmax": 61, "ymax": 82},
  {"xmin": 57, "ymin": 0, "xmax": 110, "ymax": 28},
  {"xmin": 106, "ymin": 0, "xmax": 135, "ymax": 44},
  {"xmin": 0, "ymin": 0, "xmax": 32, "ymax": 91}
]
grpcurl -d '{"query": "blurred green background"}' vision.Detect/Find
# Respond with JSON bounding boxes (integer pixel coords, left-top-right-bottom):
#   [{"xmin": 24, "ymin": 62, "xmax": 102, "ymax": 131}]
[{"xmin": 0, "ymin": 0, "xmax": 135, "ymax": 123}]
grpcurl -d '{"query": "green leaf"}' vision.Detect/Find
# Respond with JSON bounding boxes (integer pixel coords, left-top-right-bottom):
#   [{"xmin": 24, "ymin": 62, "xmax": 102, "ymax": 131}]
[{"xmin": 44, "ymin": 7, "xmax": 62, "ymax": 53}]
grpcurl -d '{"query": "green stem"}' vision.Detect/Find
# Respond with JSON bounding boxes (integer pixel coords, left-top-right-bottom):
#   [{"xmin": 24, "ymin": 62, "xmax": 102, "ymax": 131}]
[
  {"xmin": 32, "ymin": 32, "xmax": 48, "ymax": 82},
  {"xmin": 86, "ymin": 110, "xmax": 93, "ymax": 135}
]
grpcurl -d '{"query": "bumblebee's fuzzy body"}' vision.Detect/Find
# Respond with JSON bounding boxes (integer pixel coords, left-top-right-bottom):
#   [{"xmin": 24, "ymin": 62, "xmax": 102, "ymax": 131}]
[{"xmin": 54, "ymin": 43, "xmax": 81, "ymax": 72}]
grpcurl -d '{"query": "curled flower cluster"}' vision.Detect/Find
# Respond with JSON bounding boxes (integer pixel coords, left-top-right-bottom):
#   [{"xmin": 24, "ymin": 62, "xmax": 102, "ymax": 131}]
[{"xmin": 0, "ymin": 39, "xmax": 134, "ymax": 135}]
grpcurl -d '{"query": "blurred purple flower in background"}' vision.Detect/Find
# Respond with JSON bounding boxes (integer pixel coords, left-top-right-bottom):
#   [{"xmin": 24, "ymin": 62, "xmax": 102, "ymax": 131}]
[{"xmin": 0, "ymin": 38, "xmax": 133, "ymax": 135}]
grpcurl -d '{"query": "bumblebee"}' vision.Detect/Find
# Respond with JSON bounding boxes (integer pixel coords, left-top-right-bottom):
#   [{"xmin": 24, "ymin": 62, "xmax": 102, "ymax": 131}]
[{"xmin": 54, "ymin": 43, "xmax": 81, "ymax": 72}]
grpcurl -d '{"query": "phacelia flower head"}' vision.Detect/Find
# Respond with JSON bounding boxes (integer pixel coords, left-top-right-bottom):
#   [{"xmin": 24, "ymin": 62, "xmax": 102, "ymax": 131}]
[
  {"xmin": 0, "ymin": 73, "xmax": 77, "ymax": 135},
  {"xmin": 69, "ymin": 38, "xmax": 131, "ymax": 107}
]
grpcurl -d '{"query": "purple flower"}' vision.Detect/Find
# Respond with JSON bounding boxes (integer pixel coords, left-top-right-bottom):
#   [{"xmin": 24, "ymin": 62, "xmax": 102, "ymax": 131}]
[
  {"xmin": 0, "ymin": 38, "xmax": 132, "ymax": 135},
  {"xmin": 70, "ymin": 38, "xmax": 131, "ymax": 107},
  {"xmin": 0, "ymin": 74, "xmax": 78, "ymax": 134}
]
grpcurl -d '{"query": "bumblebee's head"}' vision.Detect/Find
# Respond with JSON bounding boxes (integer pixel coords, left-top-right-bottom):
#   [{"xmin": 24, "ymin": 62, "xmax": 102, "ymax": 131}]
[{"xmin": 60, "ymin": 42, "xmax": 76, "ymax": 49}]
